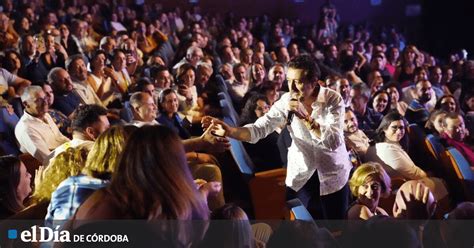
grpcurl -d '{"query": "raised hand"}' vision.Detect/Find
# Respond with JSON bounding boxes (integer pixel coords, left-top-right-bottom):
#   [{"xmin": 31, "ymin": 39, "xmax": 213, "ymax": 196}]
[{"xmin": 393, "ymin": 181, "xmax": 437, "ymax": 220}]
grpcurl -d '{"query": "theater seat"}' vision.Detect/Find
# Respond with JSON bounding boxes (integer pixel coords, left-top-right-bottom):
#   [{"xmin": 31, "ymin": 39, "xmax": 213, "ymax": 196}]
[
  {"xmin": 425, "ymin": 134, "xmax": 445, "ymax": 160},
  {"xmin": 424, "ymin": 134, "xmax": 448, "ymax": 177},
  {"xmin": 440, "ymin": 147, "xmax": 474, "ymax": 203},
  {"xmin": 218, "ymin": 94, "xmax": 240, "ymax": 125},
  {"xmin": 223, "ymin": 115, "xmax": 287, "ymax": 219},
  {"xmin": 407, "ymin": 123, "xmax": 430, "ymax": 171},
  {"xmin": 287, "ymin": 198, "xmax": 314, "ymax": 222}
]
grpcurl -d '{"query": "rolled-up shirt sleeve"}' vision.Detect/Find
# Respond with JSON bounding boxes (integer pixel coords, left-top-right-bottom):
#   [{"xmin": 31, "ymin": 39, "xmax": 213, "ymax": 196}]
[{"xmin": 245, "ymin": 93, "xmax": 288, "ymax": 144}]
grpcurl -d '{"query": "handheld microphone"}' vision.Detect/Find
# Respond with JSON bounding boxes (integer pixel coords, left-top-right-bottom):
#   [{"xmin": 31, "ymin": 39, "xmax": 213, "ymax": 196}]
[
  {"xmin": 287, "ymin": 93, "xmax": 299, "ymax": 126},
  {"xmin": 287, "ymin": 110, "xmax": 295, "ymax": 126}
]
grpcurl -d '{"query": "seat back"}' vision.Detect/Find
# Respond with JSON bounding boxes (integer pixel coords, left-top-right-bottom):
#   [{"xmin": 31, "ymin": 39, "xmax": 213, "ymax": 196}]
[
  {"xmin": 222, "ymin": 116, "xmax": 254, "ymax": 178},
  {"xmin": 408, "ymin": 123, "xmax": 432, "ymax": 171},
  {"xmin": 219, "ymin": 93, "xmax": 240, "ymax": 125},
  {"xmin": 445, "ymin": 147, "xmax": 474, "ymax": 180},
  {"xmin": 250, "ymin": 168, "xmax": 287, "ymax": 219},
  {"xmin": 440, "ymin": 147, "xmax": 474, "ymax": 202},
  {"xmin": 287, "ymin": 198, "xmax": 314, "ymax": 222},
  {"xmin": 425, "ymin": 134, "xmax": 445, "ymax": 160},
  {"xmin": 215, "ymin": 74, "xmax": 228, "ymax": 93}
]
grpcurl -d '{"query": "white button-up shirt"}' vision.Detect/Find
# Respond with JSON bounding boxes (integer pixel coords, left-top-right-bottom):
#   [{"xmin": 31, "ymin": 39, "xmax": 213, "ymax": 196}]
[
  {"xmin": 245, "ymin": 87, "xmax": 352, "ymax": 195},
  {"xmin": 15, "ymin": 111, "xmax": 70, "ymax": 164}
]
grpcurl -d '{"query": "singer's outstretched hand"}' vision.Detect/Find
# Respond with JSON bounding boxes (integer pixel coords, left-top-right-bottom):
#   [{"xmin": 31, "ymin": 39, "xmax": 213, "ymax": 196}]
[{"xmin": 201, "ymin": 116, "xmax": 252, "ymax": 142}]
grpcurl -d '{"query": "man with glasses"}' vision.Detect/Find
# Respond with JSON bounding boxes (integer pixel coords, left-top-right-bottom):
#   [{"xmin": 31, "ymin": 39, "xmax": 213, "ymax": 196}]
[{"xmin": 14, "ymin": 86, "xmax": 70, "ymax": 164}]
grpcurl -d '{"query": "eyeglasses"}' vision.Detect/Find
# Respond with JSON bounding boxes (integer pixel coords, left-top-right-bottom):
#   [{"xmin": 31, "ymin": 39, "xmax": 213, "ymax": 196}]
[{"xmin": 389, "ymin": 125, "xmax": 405, "ymax": 131}]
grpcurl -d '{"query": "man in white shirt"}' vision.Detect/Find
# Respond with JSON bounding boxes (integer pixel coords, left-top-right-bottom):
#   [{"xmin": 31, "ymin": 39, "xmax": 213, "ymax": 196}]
[
  {"xmin": 15, "ymin": 86, "xmax": 70, "ymax": 164},
  {"xmin": 204, "ymin": 55, "xmax": 352, "ymax": 220},
  {"xmin": 66, "ymin": 55, "xmax": 103, "ymax": 106}
]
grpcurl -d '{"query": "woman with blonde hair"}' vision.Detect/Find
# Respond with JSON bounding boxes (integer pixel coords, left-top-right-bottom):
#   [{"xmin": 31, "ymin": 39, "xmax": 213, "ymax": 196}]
[
  {"xmin": 347, "ymin": 162, "xmax": 392, "ymax": 220},
  {"xmin": 45, "ymin": 126, "xmax": 135, "ymax": 227},
  {"xmin": 31, "ymin": 147, "xmax": 87, "ymax": 204}
]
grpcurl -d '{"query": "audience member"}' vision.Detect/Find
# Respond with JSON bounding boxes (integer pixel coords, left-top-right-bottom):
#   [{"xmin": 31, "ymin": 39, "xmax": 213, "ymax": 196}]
[
  {"xmin": 344, "ymin": 108, "xmax": 371, "ymax": 159},
  {"xmin": 46, "ymin": 104, "xmax": 109, "ymax": 164},
  {"xmin": 347, "ymin": 162, "xmax": 391, "ymax": 220},
  {"xmin": 47, "ymin": 67, "xmax": 81, "ymax": 117},
  {"xmin": 15, "ymin": 86, "xmax": 70, "ymax": 164},
  {"xmin": 405, "ymin": 80, "xmax": 434, "ymax": 126},
  {"xmin": 350, "ymin": 82, "xmax": 383, "ymax": 135},
  {"xmin": 440, "ymin": 113, "xmax": 474, "ymax": 165},
  {"xmin": 0, "ymin": 155, "xmax": 31, "ymax": 219}
]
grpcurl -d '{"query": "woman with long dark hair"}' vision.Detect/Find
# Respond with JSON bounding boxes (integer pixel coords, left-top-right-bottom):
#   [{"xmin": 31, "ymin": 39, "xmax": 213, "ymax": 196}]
[
  {"xmin": 0, "ymin": 156, "xmax": 32, "ymax": 219},
  {"xmin": 369, "ymin": 90, "xmax": 391, "ymax": 116},
  {"xmin": 367, "ymin": 111, "xmax": 448, "ymax": 200},
  {"xmin": 394, "ymin": 45, "xmax": 419, "ymax": 86},
  {"xmin": 370, "ymin": 111, "xmax": 424, "ymax": 179},
  {"xmin": 239, "ymin": 94, "xmax": 282, "ymax": 171}
]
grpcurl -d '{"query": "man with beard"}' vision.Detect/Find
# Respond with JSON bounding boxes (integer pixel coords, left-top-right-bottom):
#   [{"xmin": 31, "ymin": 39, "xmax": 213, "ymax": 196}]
[
  {"xmin": 405, "ymin": 80, "xmax": 433, "ymax": 126},
  {"xmin": 343, "ymin": 108, "xmax": 370, "ymax": 160},
  {"xmin": 336, "ymin": 78, "xmax": 351, "ymax": 107},
  {"xmin": 66, "ymin": 54, "xmax": 103, "ymax": 106}
]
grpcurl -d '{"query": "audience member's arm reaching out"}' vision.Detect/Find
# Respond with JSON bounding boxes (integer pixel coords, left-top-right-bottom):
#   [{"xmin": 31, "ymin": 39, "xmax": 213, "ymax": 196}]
[{"xmin": 183, "ymin": 120, "xmax": 231, "ymax": 153}]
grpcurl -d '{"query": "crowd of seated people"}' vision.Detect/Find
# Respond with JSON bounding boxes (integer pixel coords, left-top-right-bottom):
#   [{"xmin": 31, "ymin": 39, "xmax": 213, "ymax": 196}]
[{"xmin": 1, "ymin": 0, "xmax": 474, "ymax": 247}]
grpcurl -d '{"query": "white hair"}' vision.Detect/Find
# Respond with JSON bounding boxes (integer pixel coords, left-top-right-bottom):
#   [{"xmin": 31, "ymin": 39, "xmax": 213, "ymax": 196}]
[
  {"xmin": 47, "ymin": 67, "xmax": 65, "ymax": 84},
  {"xmin": 130, "ymin": 92, "xmax": 147, "ymax": 109},
  {"xmin": 186, "ymin": 46, "xmax": 202, "ymax": 58},
  {"xmin": 21, "ymin": 85, "xmax": 43, "ymax": 103}
]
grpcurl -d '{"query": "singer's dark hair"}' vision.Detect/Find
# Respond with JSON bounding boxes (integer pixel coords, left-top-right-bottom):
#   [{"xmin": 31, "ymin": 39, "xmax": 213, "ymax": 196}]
[{"xmin": 288, "ymin": 55, "xmax": 321, "ymax": 83}]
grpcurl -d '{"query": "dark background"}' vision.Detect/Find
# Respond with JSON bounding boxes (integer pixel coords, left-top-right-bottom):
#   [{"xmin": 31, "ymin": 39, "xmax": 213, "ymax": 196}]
[{"xmin": 155, "ymin": 0, "xmax": 473, "ymax": 60}]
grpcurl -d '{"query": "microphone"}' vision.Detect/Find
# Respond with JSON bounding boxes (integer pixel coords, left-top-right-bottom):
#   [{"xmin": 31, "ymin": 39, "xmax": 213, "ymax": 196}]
[
  {"xmin": 287, "ymin": 93, "xmax": 299, "ymax": 126},
  {"xmin": 287, "ymin": 110, "xmax": 295, "ymax": 126}
]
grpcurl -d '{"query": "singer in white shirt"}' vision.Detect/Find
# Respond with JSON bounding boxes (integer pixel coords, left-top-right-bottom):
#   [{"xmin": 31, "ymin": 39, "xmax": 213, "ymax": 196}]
[{"xmin": 203, "ymin": 55, "xmax": 351, "ymax": 219}]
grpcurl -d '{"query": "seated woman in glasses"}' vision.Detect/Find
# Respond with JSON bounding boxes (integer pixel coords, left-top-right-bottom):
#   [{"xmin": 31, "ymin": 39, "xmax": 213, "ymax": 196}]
[{"xmin": 366, "ymin": 111, "xmax": 448, "ymax": 201}]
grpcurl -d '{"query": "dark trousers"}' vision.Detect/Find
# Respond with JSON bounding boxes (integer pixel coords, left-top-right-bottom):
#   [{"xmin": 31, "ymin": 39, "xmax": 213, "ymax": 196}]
[{"xmin": 286, "ymin": 171, "xmax": 349, "ymax": 220}]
